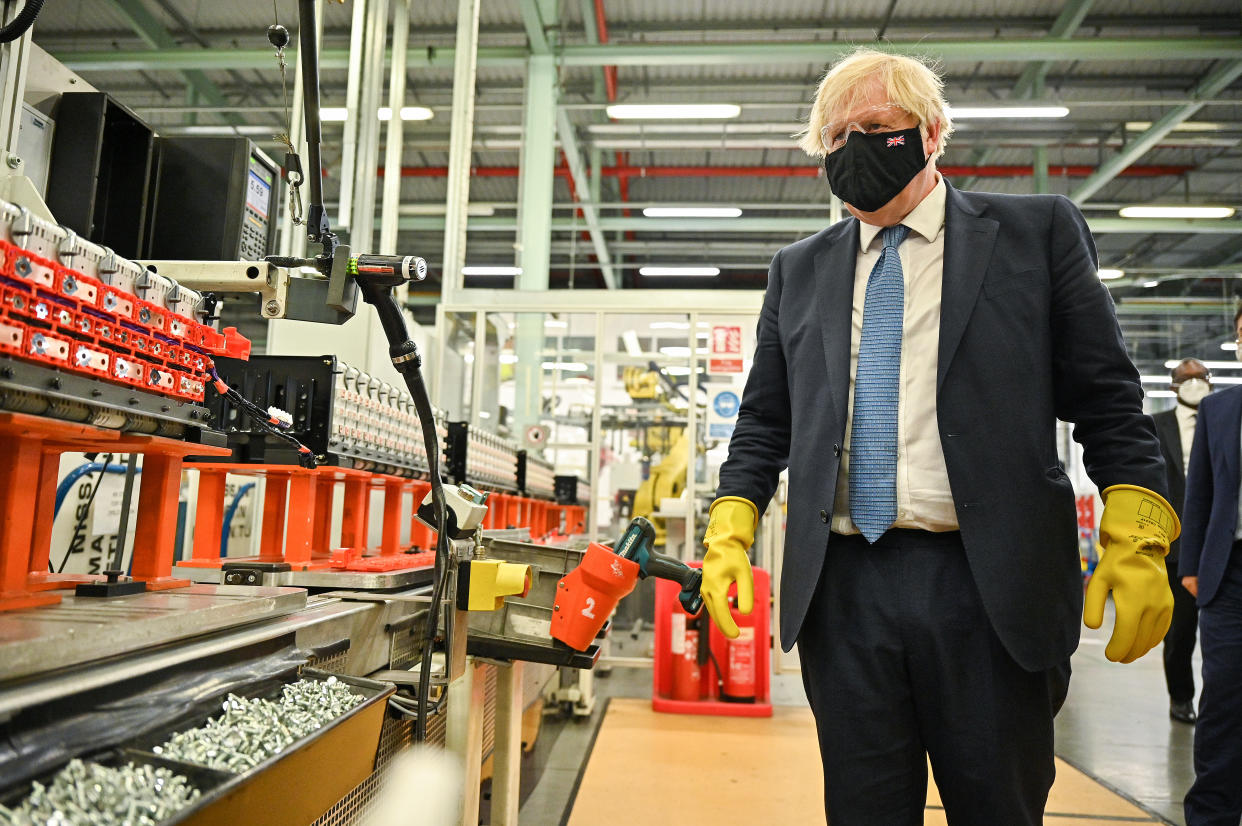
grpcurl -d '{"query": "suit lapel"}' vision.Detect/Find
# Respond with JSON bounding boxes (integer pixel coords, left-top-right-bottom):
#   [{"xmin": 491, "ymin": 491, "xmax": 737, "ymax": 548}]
[
  {"xmin": 1160, "ymin": 412, "xmax": 1184, "ymax": 474},
  {"xmin": 938, "ymin": 185, "xmax": 999, "ymax": 392},
  {"xmin": 813, "ymin": 219, "xmax": 859, "ymax": 436},
  {"xmin": 1220, "ymin": 389, "xmax": 1242, "ymax": 487}
]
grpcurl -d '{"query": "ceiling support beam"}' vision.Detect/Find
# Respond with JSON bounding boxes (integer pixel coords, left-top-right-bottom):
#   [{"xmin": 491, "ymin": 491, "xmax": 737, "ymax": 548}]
[
  {"xmin": 54, "ymin": 36, "xmax": 1242, "ymax": 73},
  {"xmin": 108, "ymin": 0, "xmax": 237, "ymax": 122},
  {"xmin": 960, "ymin": 0, "xmax": 1095, "ymax": 189},
  {"xmin": 1070, "ymin": 60, "xmax": 1242, "ymax": 204},
  {"xmin": 555, "ymin": 108, "xmax": 618, "ymax": 288},
  {"xmin": 395, "ymin": 216, "xmax": 1242, "ymax": 235}
]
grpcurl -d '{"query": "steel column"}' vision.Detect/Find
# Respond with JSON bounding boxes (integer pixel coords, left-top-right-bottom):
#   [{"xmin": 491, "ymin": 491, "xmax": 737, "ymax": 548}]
[
  {"xmin": 335, "ymin": 0, "xmax": 369, "ymax": 230},
  {"xmin": 440, "ymin": 0, "xmax": 482, "ymax": 302},
  {"xmin": 350, "ymin": 0, "xmax": 390, "ymax": 250},
  {"xmin": 379, "ymin": 0, "xmax": 411, "ymax": 255}
]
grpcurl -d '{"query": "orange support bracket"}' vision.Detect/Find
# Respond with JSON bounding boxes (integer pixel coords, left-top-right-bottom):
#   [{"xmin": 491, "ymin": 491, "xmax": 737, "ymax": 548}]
[
  {"xmin": 0, "ymin": 428, "xmax": 62, "ymax": 610},
  {"xmin": 190, "ymin": 469, "xmax": 228, "ymax": 562},
  {"xmin": 339, "ymin": 474, "xmax": 370, "ymax": 551},
  {"xmin": 380, "ymin": 477, "xmax": 407, "ymax": 556}
]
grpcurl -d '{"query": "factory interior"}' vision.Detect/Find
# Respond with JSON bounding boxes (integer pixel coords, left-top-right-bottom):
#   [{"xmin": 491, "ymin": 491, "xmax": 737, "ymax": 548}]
[{"xmin": 1, "ymin": 0, "xmax": 1240, "ymax": 824}]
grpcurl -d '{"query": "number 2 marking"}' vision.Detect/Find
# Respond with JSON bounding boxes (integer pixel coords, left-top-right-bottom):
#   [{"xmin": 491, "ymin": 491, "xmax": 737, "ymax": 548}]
[{"xmin": 582, "ymin": 598, "xmax": 596, "ymax": 619}]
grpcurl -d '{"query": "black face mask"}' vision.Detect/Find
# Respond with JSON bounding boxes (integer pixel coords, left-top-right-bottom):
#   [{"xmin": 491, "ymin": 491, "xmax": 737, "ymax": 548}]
[{"xmin": 822, "ymin": 126, "xmax": 927, "ymax": 213}]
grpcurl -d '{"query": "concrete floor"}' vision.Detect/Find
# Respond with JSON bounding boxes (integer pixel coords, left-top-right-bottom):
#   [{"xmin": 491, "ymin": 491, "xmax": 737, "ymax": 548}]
[{"xmin": 517, "ymin": 605, "xmax": 1199, "ymax": 826}]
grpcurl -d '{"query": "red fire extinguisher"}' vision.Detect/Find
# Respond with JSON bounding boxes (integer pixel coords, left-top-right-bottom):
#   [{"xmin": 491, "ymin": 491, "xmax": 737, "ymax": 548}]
[
  {"xmin": 669, "ymin": 611, "xmax": 704, "ymax": 701},
  {"xmin": 720, "ymin": 594, "xmax": 756, "ymax": 703}
]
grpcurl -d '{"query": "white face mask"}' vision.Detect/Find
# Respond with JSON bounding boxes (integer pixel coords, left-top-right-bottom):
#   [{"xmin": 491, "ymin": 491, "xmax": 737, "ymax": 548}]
[{"xmin": 1177, "ymin": 377, "xmax": 1211, "ymax": 407}]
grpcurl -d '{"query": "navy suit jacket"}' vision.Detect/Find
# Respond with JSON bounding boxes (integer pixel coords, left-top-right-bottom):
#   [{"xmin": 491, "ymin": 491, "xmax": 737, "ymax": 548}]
[
  {"xmin": 716, "ymin": 182, "xmax": 1166, "ymax": 672},
  {"xmin": 1179, "ymin": 384, "xmax": 1242, "ymax": 605},
  {"xmin": 1152, "ymin": 408, "xmax": 1187, "ymax": 565}
]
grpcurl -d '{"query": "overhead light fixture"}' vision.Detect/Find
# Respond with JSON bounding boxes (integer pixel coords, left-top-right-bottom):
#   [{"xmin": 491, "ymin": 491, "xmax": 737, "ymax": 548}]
[
  {"xmin": 650, "ymin": 321, "xmax": 691, "ymax": 330},
  {"xmin": 1119, "ymin": 206, "xmax": 1236, "ymax": 219},
  {"xmin": 1222, "ymin": 342, "xmax": 1239, "ymax": 352},
  {"xmin": 642, "ymin": 207, "xmax": 743, "ymax": 218},
  {"xmin": 946, "ymin": 105, "xmax": 1069, "ymax": 119},
  {"xmin": 378, "ymin": 106, "xmax": 435, "ymax": 121},
  {"xmin": 665, "ymin": 366, "xmax": 693, "ymax": 376},
  {"xmin": 462, "ymin": 266, "xmax": 521, "ymax": 276},
  {"xmin": 1126, "ymin": 121, "xmax": 1227, "ymax": 132},
  {"xmin": 320, "ymin": 106, "xmax": 435, "ymax": 121},
  {"xmin": 544, "ymin": 319, "xmax": 568, "ymax": 329},
  {"xmin": 606, "ymin": 104, "xmax": 741, "ymax": 119},
  {"xmin": 541, "ymin": 361, "xmax": 588, "ymax": 371},
  {"xmin": 639, "ymin": 266, "xmax": 721, "ymax": 277},
  {"xmin": 1142, "ymin": 280, "xmax": 1160, "ymax": 288},
  {"xmin": 1098, "ymin": 268, "xmax": 1125, "ymax": 280},
  {"xmin": 660, "ymin": 346, "xmax": 692, "ymax": 357},
  {"xmin": 1166, "ymin": 357, "xmax": 1240, "ymax": 367},
  {"xmin": 1145, "ymin": 390, "xmax": 1177, "ymax": 398}
]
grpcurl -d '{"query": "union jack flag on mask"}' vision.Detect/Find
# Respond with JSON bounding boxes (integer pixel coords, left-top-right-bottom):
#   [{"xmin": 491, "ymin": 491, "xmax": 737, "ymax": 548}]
[{"xmin": 886, "ymin": 135, "xmax": 906, "ymax": 147}]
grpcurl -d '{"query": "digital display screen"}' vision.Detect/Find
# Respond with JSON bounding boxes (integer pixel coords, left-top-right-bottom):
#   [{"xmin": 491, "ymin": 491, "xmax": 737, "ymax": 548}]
[{"xmin": 246, "ymin": 168, "xmax": 271, "ymax": 220}]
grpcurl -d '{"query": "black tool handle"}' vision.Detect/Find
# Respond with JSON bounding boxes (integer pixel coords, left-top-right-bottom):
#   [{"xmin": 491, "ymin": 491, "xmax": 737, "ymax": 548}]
[{"xmin": 645, "ymin": 552, "xmax": 704, "ymax": 615}]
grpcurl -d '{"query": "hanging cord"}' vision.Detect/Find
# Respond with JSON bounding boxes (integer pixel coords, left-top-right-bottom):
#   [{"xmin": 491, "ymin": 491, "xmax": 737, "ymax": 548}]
[
  {"xmin": 208, "ymin": 367, "xmax": 318, "ymax": 468},
  {"xmin": 0, "ymin": 0, "xmax": 46, "ymax": 43},
  {"xmin": 267, "ymin": 7, "xmax": 304, "ymax": 226}
]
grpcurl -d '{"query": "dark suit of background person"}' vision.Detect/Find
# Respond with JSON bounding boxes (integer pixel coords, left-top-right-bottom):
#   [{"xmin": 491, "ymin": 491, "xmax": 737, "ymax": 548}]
[
  {"xmin": 1152, "ymin": 359, "xmax": 1210, "ymax": 726},
  {"xmin": 701, "ymin": 49, "xmax": 1177, "ymax": 826},
  {"xmin": 1179, "ymin": 332, "xmax": 1242, "ymax": 824}
]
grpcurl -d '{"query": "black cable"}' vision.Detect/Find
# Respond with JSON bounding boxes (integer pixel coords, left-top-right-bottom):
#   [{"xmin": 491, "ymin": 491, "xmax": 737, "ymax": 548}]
[
  {"xmin": 405, "ymin": 369, "xmax": 449, "ymax": 743},
  {"xmin": 208, "ymin": 368, "xmax": 318, "ymax": 468},
  {"xmin": 0, "ymin": 0, "xmax": 45, "ymax": 43},
  {"xmin": 56, "ymin": 453, "xmax": 113, "ymax": 573}
]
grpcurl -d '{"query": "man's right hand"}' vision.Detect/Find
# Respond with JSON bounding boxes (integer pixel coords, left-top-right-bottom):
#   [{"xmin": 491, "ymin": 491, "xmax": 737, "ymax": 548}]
[
  {"xmin": 701, "ymin": 497, "xmax": 758, "ymax": 638},
  {"xmin": 1182, "ymin": 576, "xmax": 1199, "ymax": 598}
]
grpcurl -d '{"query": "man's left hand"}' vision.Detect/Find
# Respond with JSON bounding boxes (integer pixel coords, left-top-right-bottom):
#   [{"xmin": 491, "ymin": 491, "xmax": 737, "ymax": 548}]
[{"xmin": 1083, "ymin": 485, "xmax": 1179, "ymax": 663}]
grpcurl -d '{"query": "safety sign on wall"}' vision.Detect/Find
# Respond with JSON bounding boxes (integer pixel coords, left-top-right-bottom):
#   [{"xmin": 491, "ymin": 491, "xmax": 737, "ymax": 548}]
[
  {"xmin": 706, "ymin": 385, "xmax": 742, "ymax": 439},
  {"xmin": 707, "ymin": 324, "xmax": 743, "ymax": 375}
]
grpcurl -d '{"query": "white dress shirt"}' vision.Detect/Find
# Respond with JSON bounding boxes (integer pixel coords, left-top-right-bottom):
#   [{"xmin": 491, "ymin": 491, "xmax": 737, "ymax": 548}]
[
  {"xmin": 832, "ymin": 175, "xmax": 959, "ymax": 534},
  {"xmin": 1174, "ymin": 402, "xmax": 1195, "ymax": 476}
]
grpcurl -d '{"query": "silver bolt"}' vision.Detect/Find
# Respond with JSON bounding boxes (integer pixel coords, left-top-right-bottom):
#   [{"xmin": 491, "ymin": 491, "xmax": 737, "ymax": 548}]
[{"xmin": 263, "ymin": 299, "xmax": 281, "ymax": 315}]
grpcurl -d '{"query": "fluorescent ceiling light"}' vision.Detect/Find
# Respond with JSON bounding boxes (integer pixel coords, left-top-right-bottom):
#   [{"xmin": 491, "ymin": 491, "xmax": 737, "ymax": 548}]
[
  {"xmin": 462, "ymin": 266, "xmax": 521, "ymax": 276},
  {"xmin": 478, "ymin": 410, "xmax": 491, "ymax": 418},
  {"xmin": 544, "ymin": 319, "xmax": 568, "ymax": 329},
  {"xmin": 639, "ymin": 266, "xmax": 721, "ymax": 277},
  {"xmin": 542, "ymin": 362, "xmax": 587, "ymax": 371},
  {"xmin": 947, "ymin": 105, "xmax": 1069, "ymax": 119},
  {"xmin": 1126, "ymin": 121, "xmax": 1227, "ymax": 132},
  {"xmin": 1098, "ymin": 268, "xmax": 1125, "ymax": 280},
  {"xmin": 606, "ymin": 104, "xmax": 741, "ymax": 119},
  {"xmin": 499, "ymin": 353, "xmax": 519, "ymax": 364},
  {"xmin": 1166, "ymin": 357, "xmax": 1240, "ymax": 367},
  {"xmin": 1142, "ymin": 280, "xmax": 1160, "ymax": 288},
  {"xmin": 1222, "ymin": 342, "xmax": 1239, "ymax": 352},
  {"xmin": 1119, "ymin": 206, "xmax": 1236, "ymax": 219},
  {"xmin": 650, "ymin": 321, "xmax": 690, "ymax": 330},
  {"xmin": 642, "ymin": 207, "xmax": 743, "ymax": 218},
  {"xmin": 660, "ymin": 346, "xmax": 692, "ymax": 357},
  {"xmin": 321, "ymin": 106, "xmax": 434, "ymax": 121},
  {"xmin": 665, "ymin": 366, "xmax": 693, "ymax": 376},
  {"xmin": 1145, "ymin": 390, "xmax": 1177, "ymax": 398},
  {"xmin": 378, "ymin": 106, "xmax": 435, "ymax": 121}
]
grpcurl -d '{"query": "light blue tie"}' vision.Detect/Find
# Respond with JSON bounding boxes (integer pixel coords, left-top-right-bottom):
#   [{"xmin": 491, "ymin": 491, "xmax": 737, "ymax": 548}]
[{"xmin": 849, "ymin": 224, "xmax": 910, "ymax": 543}]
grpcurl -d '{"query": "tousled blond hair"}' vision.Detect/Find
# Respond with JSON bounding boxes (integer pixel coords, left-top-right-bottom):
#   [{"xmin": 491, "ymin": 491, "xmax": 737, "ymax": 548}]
[{"xmin": 797, "ymin": 48, "xmax": 953, "ymax": 160}]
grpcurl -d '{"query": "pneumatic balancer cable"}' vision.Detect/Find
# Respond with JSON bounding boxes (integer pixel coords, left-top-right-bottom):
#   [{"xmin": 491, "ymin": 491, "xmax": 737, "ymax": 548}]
[
  {"xmin": 208, "ymin": 368, "xmax": 318, "ymax": 468},
  {"xmin": 0, "ymin": 0, "xmax": 46, "ymax": 43}
]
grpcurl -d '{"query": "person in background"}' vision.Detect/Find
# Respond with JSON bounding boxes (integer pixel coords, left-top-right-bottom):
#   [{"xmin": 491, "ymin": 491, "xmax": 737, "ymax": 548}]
[
  {"xmin": 1180, "ymin": 309, "xmax": 1242, "ymax": 825},
  {"xmin": 1153, "ymin": 358, "xmax": 1209, "ymax": 725},
  {"xmin": 698, "ymin": 47, "xmax": 1177, "ymax": 825}
]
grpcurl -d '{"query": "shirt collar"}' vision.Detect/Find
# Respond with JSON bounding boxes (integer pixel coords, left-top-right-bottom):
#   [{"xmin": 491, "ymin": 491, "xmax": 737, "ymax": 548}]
[{"xmin": 858, "ymin": 174, "xmax": 947, "ymax": 252}]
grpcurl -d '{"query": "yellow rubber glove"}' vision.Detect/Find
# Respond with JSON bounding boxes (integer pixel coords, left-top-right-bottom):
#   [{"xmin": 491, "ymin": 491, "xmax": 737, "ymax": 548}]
[
  {"xmin": 701, "ymin": 496, "xmax": 758, "ymax": 638},
  {"xmin": 1084, "ymin": 484, "xmax": 1180, "ymax": 663}
]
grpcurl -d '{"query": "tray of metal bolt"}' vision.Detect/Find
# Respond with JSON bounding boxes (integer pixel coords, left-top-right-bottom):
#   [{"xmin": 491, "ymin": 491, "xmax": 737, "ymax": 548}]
[
  {"xmin": 119, "ymin": 670, "xmax": 395, "ymax": 826},
  {"xmin": 0, "ymin": 751, "xmax": 232, "ymax": 826}
]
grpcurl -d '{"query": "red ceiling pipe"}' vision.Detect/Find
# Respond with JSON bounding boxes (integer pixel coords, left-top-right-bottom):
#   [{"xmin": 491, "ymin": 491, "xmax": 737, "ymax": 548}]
[
  {"xmin": 594, "ymin": 0, "xmax": 617, "ymax": 103},
  {"xmin": 382, "ymin": 164, "xmax": 1194, "ymax": 179}
]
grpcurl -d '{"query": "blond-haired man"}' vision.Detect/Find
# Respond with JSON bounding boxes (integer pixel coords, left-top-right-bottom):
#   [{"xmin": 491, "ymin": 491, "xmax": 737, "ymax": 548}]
[{"xmin": 700, "ymin": 48, "xmax": 1177, "ymax": 824}]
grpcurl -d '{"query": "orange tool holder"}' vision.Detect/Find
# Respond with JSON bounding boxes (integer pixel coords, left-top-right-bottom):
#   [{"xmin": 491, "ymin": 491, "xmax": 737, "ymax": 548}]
[
  {"xmin": 550, "ymin": 542, "xmax": 640, "ymax": 651},
  {"xmin": 0, "ymin": 411, "xmax": 231, "ymax": 612},
  {"xmin": 182, "ymin": 463, "xmax": 438, "ymax": 573}
]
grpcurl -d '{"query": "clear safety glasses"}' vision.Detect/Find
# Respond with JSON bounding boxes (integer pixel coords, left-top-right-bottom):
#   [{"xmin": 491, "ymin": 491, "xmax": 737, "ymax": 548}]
[{"xmin": 819, "ymin": 103, "xmax": 916, "ymax": 153}]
